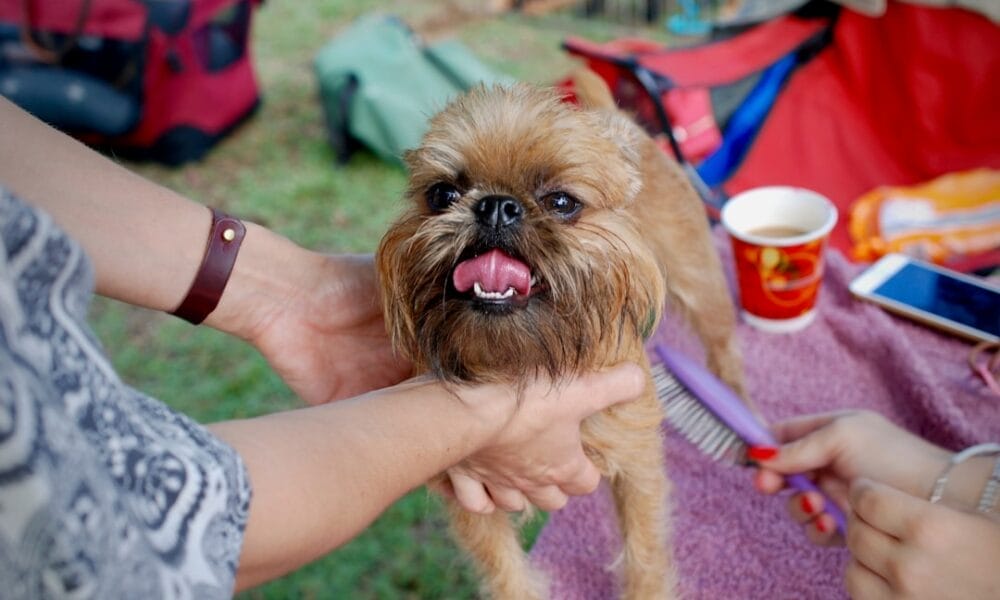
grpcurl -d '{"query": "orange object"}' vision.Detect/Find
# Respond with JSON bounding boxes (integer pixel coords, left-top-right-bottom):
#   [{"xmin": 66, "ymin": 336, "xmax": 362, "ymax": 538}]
[{"xmin": 849, "ymin": 169, "xmax": 1000, "ymax": 266}]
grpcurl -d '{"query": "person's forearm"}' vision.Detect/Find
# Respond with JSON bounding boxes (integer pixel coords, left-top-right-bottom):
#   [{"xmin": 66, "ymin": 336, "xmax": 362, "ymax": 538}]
[
  {"xmin": 0, "ymin": 97, "xmax": 308, "ymax": 339},
  {"xmin": 0, "ymin": 96, "xmax": 208, "ymax": 310},
  {"xmin": 208, "ymin": 378, "xmax": 507, "ymax": 591}
]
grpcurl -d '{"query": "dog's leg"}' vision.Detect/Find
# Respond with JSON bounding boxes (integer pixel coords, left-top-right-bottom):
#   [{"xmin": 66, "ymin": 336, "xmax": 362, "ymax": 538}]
[
  {"xmin": 690, "ymin": 305, "xmax": 745, "ymax": 400},
  {"xmin": 610, "ymin": 458, "xmax": 677, "ymax": 598},
  {"xmin": 599, "ymin": 404, "xmax": 678, "ymax": 600},
  {"xmin": 631, "ymin": 142, "xmax": 747, "ymax": 399},
  {"xmin": 446, "ymin": 500, "xmax": 547, "ymax": 600},
  {"xmin": 661, "ymin": 253, "xmax": 747, "ymax": 400}
]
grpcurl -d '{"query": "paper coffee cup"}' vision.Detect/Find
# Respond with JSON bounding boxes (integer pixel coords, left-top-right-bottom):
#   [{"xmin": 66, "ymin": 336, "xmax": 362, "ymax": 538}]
[{"xmin": 721, "ymin": 186, "xmax": 838, "ymax": 334}]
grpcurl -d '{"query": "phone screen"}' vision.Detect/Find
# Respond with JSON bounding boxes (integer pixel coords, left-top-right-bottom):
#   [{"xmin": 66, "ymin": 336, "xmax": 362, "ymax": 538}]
[{"xmin": 873, "ymin": 264, "xmax": 1000, "ymax": 337}]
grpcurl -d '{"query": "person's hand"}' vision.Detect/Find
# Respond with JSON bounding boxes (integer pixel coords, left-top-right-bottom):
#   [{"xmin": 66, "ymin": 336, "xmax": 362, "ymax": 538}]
[
  {"xmin": 254, "ymin": 253, "xmax": 412, "ymax": 404},
  {"xmin": 844, "ymin": 477, "xmax": 1000, "ymax": 599},
  {"xmin": 751, "ymin": 410, "xmax": 950, "ymax": 545},
  {"xmin": 215, "ymin": 250, "xmax": 411, "ymax": 405},
  {"xmin": 436, "ymin": 363, "xmax": 646, "ymax": 514}
]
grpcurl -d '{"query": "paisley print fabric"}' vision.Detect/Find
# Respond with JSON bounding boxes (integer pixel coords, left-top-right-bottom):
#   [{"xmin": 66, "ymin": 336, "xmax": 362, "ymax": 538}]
[{"xmin": 0, "ymin": 189, "xmax": 251, "ymax": 599}]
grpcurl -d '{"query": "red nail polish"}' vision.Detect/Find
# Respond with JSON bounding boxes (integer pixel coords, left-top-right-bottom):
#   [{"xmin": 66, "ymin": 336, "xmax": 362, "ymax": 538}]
[
  {"xmin": 814, "ymin": 518, "xmax": 829, "ymax": 534},
  {"xmin": 800, "ymin": 495, "xmax": 815, "ymax": 515},
  {"xmin": 747, "ymin": 446, "xmax": 779, "ymax": 461}
]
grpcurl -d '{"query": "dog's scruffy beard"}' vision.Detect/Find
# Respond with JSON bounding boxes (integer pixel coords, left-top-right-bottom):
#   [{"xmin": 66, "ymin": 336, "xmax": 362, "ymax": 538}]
[{"xmin": 376, "ymin": 84, "xmax": 665, "ymax": 384}]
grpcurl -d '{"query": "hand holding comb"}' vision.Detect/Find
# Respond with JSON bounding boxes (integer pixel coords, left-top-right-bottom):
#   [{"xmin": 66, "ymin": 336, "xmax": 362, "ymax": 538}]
[{"xmin": 652, "ymin": 341, "xmax": 848, "ymax": 536}]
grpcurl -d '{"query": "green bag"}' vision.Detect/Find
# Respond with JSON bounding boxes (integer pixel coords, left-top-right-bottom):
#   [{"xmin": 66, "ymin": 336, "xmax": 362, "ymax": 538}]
[{"xmin": 314, "ymin": 14, "xmax": 514, "ymax": 166}]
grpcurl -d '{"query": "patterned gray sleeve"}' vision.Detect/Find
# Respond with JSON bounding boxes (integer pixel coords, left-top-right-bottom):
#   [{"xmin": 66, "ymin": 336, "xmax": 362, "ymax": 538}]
[{"xmin": 0, "ymin": 189, "xmax": 252, "ymax": 599}]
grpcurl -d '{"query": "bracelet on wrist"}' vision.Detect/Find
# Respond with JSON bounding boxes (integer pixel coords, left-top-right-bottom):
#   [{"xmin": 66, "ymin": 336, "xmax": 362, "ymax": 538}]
[
  {"xmin": 171, "ymin": 207, "xmax": 246, "ymax": 325},
  {"xmin": 978, "ymin": 454, "xmax": 1000, "ymax": 514},
  {"xmin": 928, "ymin": 442, "xmax": 1000, "ymax": 510}
]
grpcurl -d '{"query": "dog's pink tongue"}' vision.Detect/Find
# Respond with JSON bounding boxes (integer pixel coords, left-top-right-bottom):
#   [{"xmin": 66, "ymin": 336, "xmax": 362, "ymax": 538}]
[{"xmin": 453, "ymin": 249, "xmax": 531, "ymax": 295}]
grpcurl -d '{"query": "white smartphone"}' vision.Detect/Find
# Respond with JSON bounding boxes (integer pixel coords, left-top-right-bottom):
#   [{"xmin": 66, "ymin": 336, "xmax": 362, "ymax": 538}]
[{"xmin": 849, "ymin": 253, "xmax": 1000, "ymax": 343}]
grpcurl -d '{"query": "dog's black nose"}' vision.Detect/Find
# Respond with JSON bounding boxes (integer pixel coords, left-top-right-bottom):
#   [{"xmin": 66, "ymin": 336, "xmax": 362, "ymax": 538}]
[{"xmin": 475, "ymin": 195, "xmax": 523, "ymax": 229}]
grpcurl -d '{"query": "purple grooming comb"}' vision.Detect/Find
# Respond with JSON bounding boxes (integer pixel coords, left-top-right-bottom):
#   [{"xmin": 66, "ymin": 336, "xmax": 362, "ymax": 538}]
[{"xmin": 652, "ymin": 341, "xmax": 847, "ymax": 536}]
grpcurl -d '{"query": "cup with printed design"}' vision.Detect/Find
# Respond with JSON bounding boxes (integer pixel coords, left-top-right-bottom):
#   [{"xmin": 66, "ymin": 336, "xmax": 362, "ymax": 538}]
[{"xmin": 721, "ymin": 186, "xmax": 838, "ymax": 333}]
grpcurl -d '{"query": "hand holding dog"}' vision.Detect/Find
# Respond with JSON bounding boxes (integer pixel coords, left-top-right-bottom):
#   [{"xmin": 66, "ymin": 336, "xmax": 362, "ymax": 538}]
[
  {"xmin": 220, "ymin": 251, "xmax": 413, "ymax": 405},
  {"xmin": 440, "ymin": 363, "xmax": 647, "ymax": 514},
  {"xmin": 753, "ymin": 410, "xmax": 1000, "ymax": 599}
]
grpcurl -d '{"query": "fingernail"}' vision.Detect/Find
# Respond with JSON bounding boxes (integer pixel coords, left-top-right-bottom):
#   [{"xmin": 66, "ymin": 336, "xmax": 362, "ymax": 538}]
[
  {"xmin": 747, "ymin": 446, "xmax": 779, "ymax": 461},
  {"xmin": 814, "ymin": 518, "xmax": 829, "ymax": 534},
  {"xmin": 800, "ymin": 495, "xmax": 815, "ymax": 515}
]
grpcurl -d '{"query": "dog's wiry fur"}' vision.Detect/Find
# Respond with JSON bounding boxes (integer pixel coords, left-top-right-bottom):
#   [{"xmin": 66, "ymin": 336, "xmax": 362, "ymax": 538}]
[{"xmin": 376, "ymin": 70, "xmax": 745, "ymax": 599}]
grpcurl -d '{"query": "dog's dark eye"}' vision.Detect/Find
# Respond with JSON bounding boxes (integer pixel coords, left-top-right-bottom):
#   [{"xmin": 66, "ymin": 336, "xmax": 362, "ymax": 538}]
[
  {"xmin": 540, "ymin": 192, "xmax": 582, "ymax": 219},
  {"xmin": 426, "ymin": 183, "xmax": 461, "ymax": 212}
]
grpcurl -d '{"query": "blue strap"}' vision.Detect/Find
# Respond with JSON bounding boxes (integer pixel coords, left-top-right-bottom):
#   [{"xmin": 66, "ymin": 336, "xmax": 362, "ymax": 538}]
[{"xmin": 696, "ymin": 52, "xmax": 799, "ymax": 187}]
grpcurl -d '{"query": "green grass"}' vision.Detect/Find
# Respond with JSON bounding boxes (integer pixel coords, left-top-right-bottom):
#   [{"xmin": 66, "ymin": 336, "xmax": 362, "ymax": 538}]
[{"xmin": 90, "ymin": 1, "xmax": 672, "ymax": 597}]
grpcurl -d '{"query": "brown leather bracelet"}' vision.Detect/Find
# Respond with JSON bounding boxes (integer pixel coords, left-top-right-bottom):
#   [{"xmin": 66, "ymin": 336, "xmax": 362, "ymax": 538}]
[{"xmin": 171, "ymin": 207, "xmax": 247, "ymax": 325}]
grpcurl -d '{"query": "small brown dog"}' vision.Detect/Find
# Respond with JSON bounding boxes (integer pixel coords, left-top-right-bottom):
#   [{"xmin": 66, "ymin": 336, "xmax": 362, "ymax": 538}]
[{"xmin": 376, "ymin": 70, "xmax": 745, "ymax": 599}]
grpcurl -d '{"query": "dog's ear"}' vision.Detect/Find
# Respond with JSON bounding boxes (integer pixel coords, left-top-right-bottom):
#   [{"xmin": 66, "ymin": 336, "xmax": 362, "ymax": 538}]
[
  {"xmin": 587, "ymin": 109, "xmax": 644, "ymax": 202},
  {"xmin": 570, "ymin": 67, "xmax": 615, "ymax": 111},
  {"xmin": 594, "ymin": 110, "xmax": 642, "ymax": 169},
  {"xmin": 569, "ymin": 68, "xmax": 644, "ymax": 200}
]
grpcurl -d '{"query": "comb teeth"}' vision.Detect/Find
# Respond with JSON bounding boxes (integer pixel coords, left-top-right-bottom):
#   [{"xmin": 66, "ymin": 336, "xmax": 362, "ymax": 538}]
[{"xmin": 652, "ymin": 363, "xmax": 747, "ymax": 464}]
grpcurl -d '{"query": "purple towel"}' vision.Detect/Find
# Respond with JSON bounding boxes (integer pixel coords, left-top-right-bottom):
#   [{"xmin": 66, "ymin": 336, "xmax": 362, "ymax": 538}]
[{"xmin": 530, "ymin": 230, "xmax": 1000, "ymax": 599}]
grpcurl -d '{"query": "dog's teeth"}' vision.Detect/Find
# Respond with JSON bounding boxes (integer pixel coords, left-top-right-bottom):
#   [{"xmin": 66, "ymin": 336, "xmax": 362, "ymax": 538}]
[
  {"xmin": 472, "ymin": 282, "xmax": 518, "ymax": 300},
  {"xmin": 530, "ymin": 276, "xmax": 538, "ymax": 287}
]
